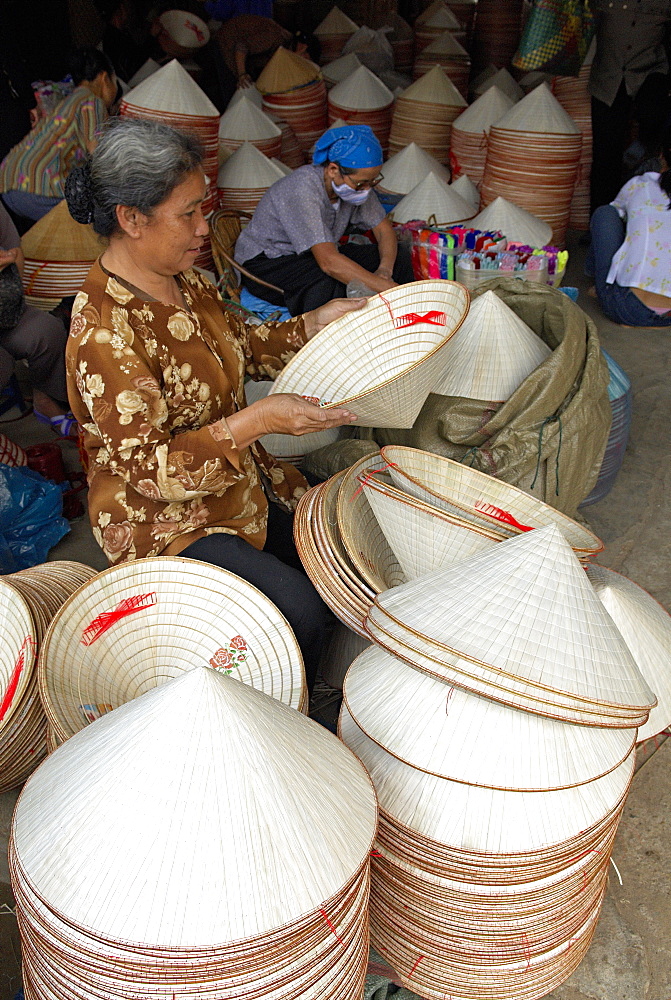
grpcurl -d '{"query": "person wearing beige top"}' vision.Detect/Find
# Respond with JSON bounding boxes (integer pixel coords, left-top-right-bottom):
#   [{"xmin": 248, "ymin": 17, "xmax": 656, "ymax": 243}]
[{"xmin": 64, "ymin": 117, "xmax": 365, "ymax": 689}]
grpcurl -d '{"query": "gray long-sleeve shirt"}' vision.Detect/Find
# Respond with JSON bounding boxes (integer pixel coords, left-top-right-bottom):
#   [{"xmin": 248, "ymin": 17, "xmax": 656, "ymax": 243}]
[{"xmin": 235, "ymin": 163, "xmax": 386, "ymax": 264}]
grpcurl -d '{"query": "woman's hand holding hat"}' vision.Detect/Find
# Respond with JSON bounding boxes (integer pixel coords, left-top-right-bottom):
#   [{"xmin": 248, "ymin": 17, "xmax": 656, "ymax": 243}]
[
  {"xmin": 304, "ymin": 296, "xmax": 367, "ymax": 339},
  {"xmin": 225, "ymin": 394, "xmax": 357, "ymax": 450}
]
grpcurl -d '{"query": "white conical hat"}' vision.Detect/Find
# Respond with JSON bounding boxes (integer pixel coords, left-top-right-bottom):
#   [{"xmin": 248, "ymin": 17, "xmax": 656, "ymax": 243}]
[
  {"xmin": 271, "ymin": 157, "xmax": 293, "ymax": 175},
  {"xmin": 400, "ymin": 65, "xmax": 467, "ymax": 107},
  {"xmin": 322, "ymin": 52, "xmax": 362, "ymax": 84},
  {"xmin": 227, "ymin": 84, "xmax": 264, "ymax": 109},
  {"xmin": 218, "ymin": 96, "xmax": 281, "ymax": 140},
  {"xmin": 474, "ymin": 66, "xmax": 524, "ymax": 103},
  {"xmin": 420, "ymin": 30, "xmax": 469, "ymax": 58},
  {"xmin": 381, "ymin": 142, "xmax": 450, "ymax": 194},
  {"xmin": 127, "ymin": 58, "xmax": 159, "ymax": 89},
  {"xmin": 315, "ymin": 6, "xmax": 358, "ymax": 35},
  {"xmin": 417, "ymin": 3, "xmax": 461, "ymax": 30},
  {"xmin": 495, "ymin": 82, "xmax": 581, "ymax": 135},
  {"xmin": 452, "ymin": 85, "xmax": 515, "ymax": 134},
  {"xmin": 391, "ymin": 171, "xmax": 474, "ymax": 224},
  {"xmin": 450, "ymin": 172, "xmax": 479, "ymax": 210},
  {"xmin": 340, "ymin": 704, "xmax": 635, "ymax": 855},
  {"xmin": 373, "ymin": 524, "xmax": 656, "ymax": 713},
  {"xmin": 217, "ymin": 142, "xmax": 286, "ymax": 188},
  {"xmin": 470, "ymin": 63, "xmax": 498, "ymax": 91},
  {"xmin": 473, "ymin": 196, "xmax": 552, "ymax": 246},
  {"xmin": 13, "ymin": 668, "xmax": 377, "ymax": 947},
  {"xmin": 329, "ymin": 65, "xmax": 393, "ymax": 110},
  {"xmin": 588, "ymin": 565, "xmax": 671, "ymax": 742},
  {"xmin": 124, "ymin": 58, "xmax": 219, "ymax": 117},
  {"xmin": 344, "ymin": 645, "xmax": 636, "ymax": 790},
  {"xmin": 432, "ymin": 289, "xmax": 551, "ymax": 400}
]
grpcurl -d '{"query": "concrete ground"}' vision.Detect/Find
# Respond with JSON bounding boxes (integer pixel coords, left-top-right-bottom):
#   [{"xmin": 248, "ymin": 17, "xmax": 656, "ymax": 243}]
[{"xmin": 0, "ymin": 232, "xmax": 668, "ymax": 998}]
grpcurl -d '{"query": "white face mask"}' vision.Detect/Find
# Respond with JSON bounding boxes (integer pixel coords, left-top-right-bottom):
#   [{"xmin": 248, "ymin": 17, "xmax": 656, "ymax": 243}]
[{"xmin": 331, "ymin": 180, "xmax": 371, "ymax": 205}]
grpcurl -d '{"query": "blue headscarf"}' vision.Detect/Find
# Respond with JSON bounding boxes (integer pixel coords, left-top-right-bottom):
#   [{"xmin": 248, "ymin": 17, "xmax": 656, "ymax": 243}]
[{"xmin": 312, "ymin": 125, "xmax": 383, "ymax": 169}]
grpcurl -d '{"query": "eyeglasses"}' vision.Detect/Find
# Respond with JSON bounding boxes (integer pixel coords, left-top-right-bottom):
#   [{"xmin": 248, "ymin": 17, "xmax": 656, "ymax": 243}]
[{"xmin": 337, "ymin": 166, "xmax": 384, "ymax": 191}]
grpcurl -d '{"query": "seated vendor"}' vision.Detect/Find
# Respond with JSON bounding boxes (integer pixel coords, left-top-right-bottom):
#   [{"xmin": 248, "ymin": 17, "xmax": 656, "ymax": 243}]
[
  {"xmin": 234, "ymin": 125, "xmax": 415, "ymax": 314},
  {"xmin": 64, "ymin": 117, "xmax": 365, "ymax": 689}
]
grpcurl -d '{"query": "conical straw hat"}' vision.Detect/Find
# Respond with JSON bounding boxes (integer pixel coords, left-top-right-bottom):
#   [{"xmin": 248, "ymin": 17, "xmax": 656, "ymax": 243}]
[
  {"xmin": 123, "ymin": 58, "xmax": 219, "ymax": 116},
  {"xmin": 495, "ymin": 82, "xmax": 581, "ymax": 135},
  {"xmin": 391, "ymin": 171, "xmax": 474, "ymax": 224},
  {"xmin": 452, "ymin": 85, "xmax": 515, "ymax": 134},
  {"xmin": 322, "ymin": 52, "xmax": 362, "ymax": 84},
  {"xmin": 272, "ymin": 157, "xmax": 294, "ymax": 175},
  {"xmin": 373, "ymin": 524, "xmax": 656, "ymax": 714},
  {"xmin": 315, "ymin": 6, "xmax": 358, "ymax": 35},
  {"xmin": 269, "ymin": 279, "xmax": 470, "ymax": 428},
  {"xmin": 401, "ymin": 65, "xmax": 467, "ymax": 107},
  {"xmin": 22, "ymin": 200, "xmax": 103, "ymax": 262},
  {"xmin": 416, "ymin": 3, "xmax": 461, "ymax": 30},
  {"xmin": 472, "ymin": 196, "xmax": 552, "ymax": 246},
  {"xmin": 474, "ymin": 67, "xmax": 524, "ymax": 103},
  {"xmin": 340, "ymin": 704, "xmax": 635, "ymax": 854},
  {"xmin": 126, "ymin": 58, "xmax": 159, "ymax": 89},
  {"xmin": 420, "ymin": 31, "xmax": 469, "ymax": 58},
  {"xmin": 343, "ymin": 645, "xmax": 636, "ymax": 789},
  {"xmin": 470, "ymin": 63, "xmax": 498, "ymax": 92},
  {"xmin": 256, "ymin": 47, "xmax": 321, "ymax": 94},
  {"xmin": 37, "ymin": 556, "xmax": 308, "ymax": 741},
  {"xmin": 432, "ymin": 289, "xmax": 551, "ymax": 400},
  {"xmin": 360, "ymin": 470, "xmax": 501, "ymax": 578},
  {"xmin": 14, "ymin": 667, "xmax": 377, "ymax": 946},
  {"xmin": 449, "ymin": 172, "xmax": 479, "ymax": 210},
  {"xmin": 159, "ymin": 9, "xmax": 210, "ymax": 49},
  {"xmin": 218, "ymin": 96, "xmax": 281, "ymax": 140},
  {"xmin": 587, "ymin": 565, "xmax": 671, "ymax": 742},
  {"xmin": 227, "ymin": 84, "xmax": 264, "ymax": 109},
  {"xmin": 217, "ymin": 142, "xmax": 286, "ymax": 188},
  {"xmin": 329, "ymin": 65, "xmax": 393, "ymax": 110},
  {"xmin": 381, "ymin": 142, "xmax": 450, "ymax": 193}
]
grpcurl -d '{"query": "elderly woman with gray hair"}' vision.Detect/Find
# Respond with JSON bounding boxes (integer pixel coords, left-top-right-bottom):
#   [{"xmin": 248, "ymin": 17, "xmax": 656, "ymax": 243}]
[{"xmin": 64, "ymin": 117, "xmax": 364, "ymax": 689}]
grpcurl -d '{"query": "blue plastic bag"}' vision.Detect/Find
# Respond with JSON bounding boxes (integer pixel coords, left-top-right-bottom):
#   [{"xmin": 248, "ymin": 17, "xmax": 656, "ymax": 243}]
[{"xmin": 0, "ymin": 464, "xmax": 70, "ymax": 572}]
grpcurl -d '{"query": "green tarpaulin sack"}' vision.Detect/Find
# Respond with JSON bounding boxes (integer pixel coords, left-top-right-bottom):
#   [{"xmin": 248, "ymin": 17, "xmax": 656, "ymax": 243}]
[{"xmin": 513, "ymin": 0, "xmax": 595, "ymax": 76}]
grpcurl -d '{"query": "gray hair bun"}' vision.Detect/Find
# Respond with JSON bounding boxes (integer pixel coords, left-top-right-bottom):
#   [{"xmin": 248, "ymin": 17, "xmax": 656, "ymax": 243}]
[{"xmin": 65, "ymin": 162, "xmax": 95, "ymax": 225}]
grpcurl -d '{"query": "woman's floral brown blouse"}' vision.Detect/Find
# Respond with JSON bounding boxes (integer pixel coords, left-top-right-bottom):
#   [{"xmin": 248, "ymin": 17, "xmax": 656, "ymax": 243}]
[{"xmin": 66, "ymin": 260, "xmax": 309, "ymax": 565}]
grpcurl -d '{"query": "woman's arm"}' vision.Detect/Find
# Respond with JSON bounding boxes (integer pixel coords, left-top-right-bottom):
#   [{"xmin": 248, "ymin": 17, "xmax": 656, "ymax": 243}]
[
  {"xmin": 311, "ymin": 242, "xmax": 398, "ymax": 293},
  {"xmin": 372, "ymin": 217, "xmax": 398, "ymax": 279},
  {"xmin": 227, "ymin": 393, "xmax": 357, "ymax": 450}
]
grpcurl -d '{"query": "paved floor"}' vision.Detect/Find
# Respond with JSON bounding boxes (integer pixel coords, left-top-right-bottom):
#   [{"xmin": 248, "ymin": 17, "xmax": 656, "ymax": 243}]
[{"xmin": 0, "ymin": 234, "xmax": 669, "ymax": 999}]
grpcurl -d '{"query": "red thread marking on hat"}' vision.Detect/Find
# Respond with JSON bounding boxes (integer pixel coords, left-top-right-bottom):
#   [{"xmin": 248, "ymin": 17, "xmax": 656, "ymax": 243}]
[
  {"xmin": 350, "ymin": 463, "xmax": 395, "ymax": 500},
  {"xmin": 81, "ymin": 592, "xmax": 157, "ymax": 645},
  {"xmin": 408, "ymin": 955, "xmax": 423, "ymax": 979},
  {"xmin": 521, "ymin": 933, "xmax": 531, "ymax": 971},
  {"xmin": 320, "ymin": 909, "xmax": 345, "ymax": 947},
  {"xmin": 395, "ymin": 310, "xmax": 447, "ymax": 329},
  {"xmin": 0, "ymin": 637, "xmax": 34, "ymax": 722},
  {"xmin": 473, "ymin": 501, "xmax": 533, "ymax": 531}
]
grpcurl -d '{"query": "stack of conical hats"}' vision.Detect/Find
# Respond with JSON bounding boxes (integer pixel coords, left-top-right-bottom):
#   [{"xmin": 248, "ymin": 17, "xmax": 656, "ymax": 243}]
[
  {"xmin": 412, "ymin": 32, "xmax": 471, "ymax": 96},
  {"xmin": 587, "ymin": 565, "xmax": 671, "ymax": 743},
  {"xmin": 379, "ymin": 142, "xmax": 450, "ymax": 195},
  {"xmin": 339, "ymin": 630, "xmax": 638, "ymax": 998},
  {"xmin": 390, "ymin": 171, "xmax": 474, "ymax": 224},
  {"xmin": 257, "ymin": 48, "xmax": 328, "ymax": 155},
  {"xmin": 414, "ymin": 1, "xmax": 465, "ymax": 56},
  {"xmin": 389, "ymin": 66, "xmax": 467, "ymax": 162},
  {"xmin": 322, "ymin": 51, "xmax": 362, "ymax": 89},
  {"xmin": 119, "ymin": 59, "xmax": 220, "ymax": 267},
  {"xmin": 267, "ymin": 110, "xmax": 307, "ymax": 167},
  {"xmin": 472, "ymin": 0, "xmax": 526, "ymax": 77},
  {"xmin": 450, "ymin": 85, "xmax": 515, "ymax": 187},
  {"xmin": 12, "ymin": 667, "xmax": 377, "ymax": 998},
  {"xmin": 334, "ymin": 518, "xmax": 654, "ymax": 996},
  {"xmin": 383, "ymin": 13, "xmax": 414, "ymax": 74},
  {"xmin": 216, "ymin": 142, "xmax": 286, "ymax": 212},
  {"xmin": 553, "ymin": 40, "xmax": 595, "ymax": 230},
  {"xmin": 480, "ymin": 82, "xmax": 582, "ymax": 246},
  {"xmin": 445, "ymin": 0, "xmax": 478, "ymax": 39},
  {"xmin": 474, "ymin": 65, "xmax": 524, "ymax": 102},
  {"xmin": 38, "ymin": 557, "xmax": 309, "ymax": 749},
  {"xmin": 314, "ymin": 6, "xmax": 359, "ymax": 63},
  {"xmin": 450, "ymin": 172, "xmax": 479, "ymax": 210},
  {"xmin": 472, "ymin": 195, "xmax": 552, "ymax": 246},
  {"xmin": 218, "ymin": 95, "xmax": 282, "ymax": 164},
  {"xmin": 327, "ymin": 65, "xmax": 395, "ymax": 152},
  {"xmin": 431, "ymin": 289, "xmax": 551, "ymax": 400},
  {"xmin": 21, "ymin": 201, "xmax": 104, "ymax": 309},
  {"xmin": 0, "ymin": 562, "xmax": 95, "ymax": 792},
  {"xmin": 227, "ymin": 83, "xmax": 264, "ymax": 109}
]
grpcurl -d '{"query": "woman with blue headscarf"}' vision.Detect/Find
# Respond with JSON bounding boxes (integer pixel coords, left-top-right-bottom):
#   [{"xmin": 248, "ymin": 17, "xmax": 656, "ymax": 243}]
[{"xmin": 234, "ymin": 125, "xmax": 414, "ymax": 313}]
